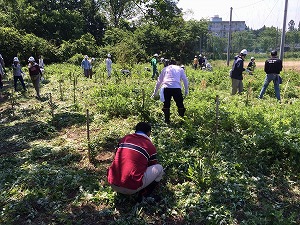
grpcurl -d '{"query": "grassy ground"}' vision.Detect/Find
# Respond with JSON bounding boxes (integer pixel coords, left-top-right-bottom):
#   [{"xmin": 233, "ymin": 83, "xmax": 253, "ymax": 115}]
[{"xmin": 0, "ymin": 61, "xmax": 299, "ymax": 224}]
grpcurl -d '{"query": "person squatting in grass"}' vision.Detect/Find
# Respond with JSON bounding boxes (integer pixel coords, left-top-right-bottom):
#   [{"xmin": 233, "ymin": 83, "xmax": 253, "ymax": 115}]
[
  {"xmin": 151, "ymin": 59, "xmax": 189, "ymax": 124},
  {"xmin": 230, "ymin": 49, "xmax": 248, "ymax": 95},
  {"xmin": 107, "ymin": 122, "xmax": 164, "ymax": 202},
  {"xmin": 258, "ymin": 50, "xmax": 283, "ymax": 101},
  {"xmin": 12, "ymin": 57, "xmax": 26, "ymax": 92},
  {"xmin": 28, "ymin": 56, "xmax": 42, "ymax": 99}
]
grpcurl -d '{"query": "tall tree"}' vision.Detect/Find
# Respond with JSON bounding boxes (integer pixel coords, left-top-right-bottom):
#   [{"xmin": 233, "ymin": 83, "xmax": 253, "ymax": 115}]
[
  {"xmin": 99, "ymin": 0, "xmax": 140, "ymax": 28},
  {"xmin": 142, "ymin": 0, "xmax": 183, "ymax": 29}
]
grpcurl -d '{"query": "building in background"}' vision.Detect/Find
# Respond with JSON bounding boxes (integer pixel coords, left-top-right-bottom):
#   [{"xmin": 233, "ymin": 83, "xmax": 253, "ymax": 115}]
[{"xmin": 208, "ymin": 15, "xmax": 246, "ymax": 37}]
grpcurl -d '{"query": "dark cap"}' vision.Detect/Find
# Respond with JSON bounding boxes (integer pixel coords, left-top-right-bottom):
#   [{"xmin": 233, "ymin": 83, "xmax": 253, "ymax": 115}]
[{"xmin": 271, "ymin": 50, "xmax": 277, "ymax": 56}]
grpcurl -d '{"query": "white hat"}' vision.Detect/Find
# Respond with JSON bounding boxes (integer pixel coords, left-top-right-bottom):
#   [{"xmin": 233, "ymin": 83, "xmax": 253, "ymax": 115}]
[
  {"xmin": 251, "ymin": 57, "xmax": 255, "ymax": 60},
  {"xmin": 240, "ymin": 49, "xmax": 248, "ymax": 55},
  {"xmin": 28, "ymin": 56, "xmax": 35, "ymax": 62},
  {"xmin": 13, "ymin": 57, "xmax": 19, "ymax": 62},
  {"xmin": 107, "ymin": 54, "xmax": 111, "ymax": 58},
  {"xmin": 154, "ymin": 53, "xmax": 158, "ymax": 57},
  {"xmin": 84, "ymin": 55, "xmax": 88, "ymax": 59}
]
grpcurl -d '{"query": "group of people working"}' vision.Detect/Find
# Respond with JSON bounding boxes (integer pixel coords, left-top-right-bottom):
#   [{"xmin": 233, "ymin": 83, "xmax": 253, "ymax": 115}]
[
  {"xmin": 0, "ymin": 54, "xmax": 44, "ymax": 99},
  {"xmin": 230, "ymin": 49, "xmax": 283, "ymax": 101},
  {"xmin": 108, "ymin": 50, "xmax": 284, "ymax": 203}
]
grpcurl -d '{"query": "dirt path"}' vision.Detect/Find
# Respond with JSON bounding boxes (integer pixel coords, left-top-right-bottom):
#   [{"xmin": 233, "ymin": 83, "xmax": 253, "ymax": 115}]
[{"xmin": 255, "ymin": 60, "xmax": 300, "ymax": 72}]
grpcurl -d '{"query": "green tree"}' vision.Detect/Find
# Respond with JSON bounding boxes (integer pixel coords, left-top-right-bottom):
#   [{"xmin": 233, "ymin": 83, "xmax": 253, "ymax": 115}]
[{"xmin": 142, "ymin": 0, "xmax": 183, "ymax": 29}]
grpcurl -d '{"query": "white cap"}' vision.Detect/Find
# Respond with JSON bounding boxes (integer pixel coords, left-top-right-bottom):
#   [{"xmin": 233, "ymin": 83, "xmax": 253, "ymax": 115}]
[
  {"xmin": 28, "ymin": 56, "xmax": 35, "ymax": 62},
  {"xmin": 13, "ymin": 57, "xmax": 19, "ymax": 62},
  {"xmin": 181, "ymin": 65, "xmax": 185, "ymax": 68},
  {"xmin": 240, "ymin": 49, "xmax": 248, "ymax": 55},
  {"xmin": 107, "ymin": 54, "xmax": 111, "ymax": 58},
  {"xmin": 154, "ymin": 53, "xmax": 158, "ymax": 57},
  {"xmin": 251, "ymin": 57, "xmax": 255, "ymax": 60},
  {"xmin": 84, "ymin": 55, "xmax": 88, "ymax": 59}
]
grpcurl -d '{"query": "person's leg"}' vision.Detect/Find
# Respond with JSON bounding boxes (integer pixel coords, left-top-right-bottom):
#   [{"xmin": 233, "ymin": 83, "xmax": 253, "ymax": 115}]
[
  {"xmin": 231, "ymin": 78, "xmax": 238, "ymax": 95},
  {"xmin": 238, "ymin": 80, "xmax": 243, "ymax": 94},
  {"xmin": 151, "ymin": 67, "xmax": 155, "ymax": 78},
  {"xmin": 136, "ymin": 164, "xmax": 164, "ymax": 201},
  {"xmin": 163, "ymin": 88, "xmax": 172, "ymax": 123},
  {"xmin": 14, "ymin": 76, "xmax": 18, "ymax": 91},
  {"xmin": 259, "ymin": 75, "xmax": 271, "ymax": 99},
  {"xmin": 31, "ymin": 75, "xmax": 40, "ymax": 98},
  {"xmin": 19, "ymin": 76, "xmax": 26, "ymax": 90},
  {"xmin": 84, "ymin": 69, "xmax": 89, "ymax": 78},
  {"xmin": 107, "ymin": 68, "xmax": 111, "ymax": 78},
  {"xmin": 172, "ymin": 88, "xmax": 185, "ymax": 117},
  {"xmin": 273, "ymin": 78, "xmax": 281, "ymax": 100}
]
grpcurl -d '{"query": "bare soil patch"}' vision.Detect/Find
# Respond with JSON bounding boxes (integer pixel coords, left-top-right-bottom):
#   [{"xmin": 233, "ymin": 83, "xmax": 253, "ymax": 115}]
[{"xmin": 255, "ymin": 60, "xmax": 300, "ymax": 72}]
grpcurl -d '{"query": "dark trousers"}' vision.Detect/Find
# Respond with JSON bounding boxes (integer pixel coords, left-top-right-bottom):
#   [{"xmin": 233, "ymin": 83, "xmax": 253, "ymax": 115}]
[
  {"xmin": 14, "ymin": 76, "xmax": 26, "ymax": 91},
  {"xmin": 163, "ymin": 88, "xmax": 184, "ymax": 109}
]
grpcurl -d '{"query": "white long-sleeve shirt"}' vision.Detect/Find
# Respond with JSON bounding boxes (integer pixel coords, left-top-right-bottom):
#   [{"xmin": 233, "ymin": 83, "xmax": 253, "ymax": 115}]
[{"xmin": 153, "ymin": 65, "xmax": 188, "ymax": 96}]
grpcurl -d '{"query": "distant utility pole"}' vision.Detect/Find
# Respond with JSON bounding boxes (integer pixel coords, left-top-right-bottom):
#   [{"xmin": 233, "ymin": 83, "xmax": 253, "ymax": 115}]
[
  {"xmin": 279, "ymin": 0, "xmax": 288, "ymax": 60},
  {"xmin": 227, "ymin": 7, "xmax": 233, "ymax": 66}
]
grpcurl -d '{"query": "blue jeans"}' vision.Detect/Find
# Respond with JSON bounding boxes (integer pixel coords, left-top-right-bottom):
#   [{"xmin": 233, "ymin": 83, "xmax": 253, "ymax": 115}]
[{"xmin": 259, "ymin": 74, "xmax": 280, "ymax": 100}]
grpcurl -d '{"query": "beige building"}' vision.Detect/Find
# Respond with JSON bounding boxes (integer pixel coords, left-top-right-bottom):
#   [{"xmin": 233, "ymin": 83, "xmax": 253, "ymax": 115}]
[{"xmin": 208, "ymin": 15, "xmax": 246, "ymax": 37}]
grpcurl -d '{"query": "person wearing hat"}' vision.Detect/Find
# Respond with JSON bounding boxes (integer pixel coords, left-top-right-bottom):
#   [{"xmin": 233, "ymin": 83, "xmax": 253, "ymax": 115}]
[
  {"xmin": 105, "ymin": 54, "xmax": 112, "ymax": 78},
  {"xmin": 12, "ymin": 57, "xmax": 26, "ymax": 91},
  {"xmin": 258, "ymin": 50, "xmax": 282, "ymax": 101},
  {"xmin": 107, "ymin": 122, "xmax": 164, "ymax": 202},
  {"xmin": 151, "ymin": 53, "xmax": 159, "ymax": 79},
  {"xmin": 28, "ymin": 56, "xmax": 42, "ymax": 99},
  {"xmin": 230, "ymin": 49, "xmax": 247, "ymax": 95},
  {"xmin": 81, "ymin": 55, "xmax": 91, "ymax": 78},
  {"xmin": 193, "ymin": 55, "xmax": 198, "ymax": 70},
  {"xmin": 247, "ymin": 56, "xmax": 256, "ymax": 74}
]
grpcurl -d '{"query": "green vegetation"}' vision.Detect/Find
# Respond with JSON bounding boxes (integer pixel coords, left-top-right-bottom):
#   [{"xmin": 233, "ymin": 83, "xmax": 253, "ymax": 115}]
[{"xmin": 0, "ymin": 61, "xmax": 299, "ymax": 224}]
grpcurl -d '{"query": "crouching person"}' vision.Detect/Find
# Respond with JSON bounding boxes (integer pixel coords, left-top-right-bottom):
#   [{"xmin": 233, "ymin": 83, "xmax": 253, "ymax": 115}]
[{"xmin": 107, "ymin": 122, "xmax": 164, "ymax": 203}]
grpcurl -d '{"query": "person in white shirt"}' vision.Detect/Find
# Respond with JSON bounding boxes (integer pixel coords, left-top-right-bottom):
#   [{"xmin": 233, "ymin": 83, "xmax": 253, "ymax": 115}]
[
  {"xmin": 151, "ymin": 59, "xmax": 189, "ymax": 123},
  {"xmin": 105, "ymin": 54, "xmax": 112, "ymax": 78}
]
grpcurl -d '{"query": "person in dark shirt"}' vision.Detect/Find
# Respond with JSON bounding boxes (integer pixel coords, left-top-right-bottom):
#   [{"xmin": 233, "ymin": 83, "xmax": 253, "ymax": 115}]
[
  {"xmin": 230, "ymin": 49, "xmax": 247, "ymax": 95},
  {"xmin": 247, "ymin": 57, "xmax": 256, "ymax": 74},
  {"xmin": 258, "ymin": 50, "xmax": 283, "ymax": 101}
]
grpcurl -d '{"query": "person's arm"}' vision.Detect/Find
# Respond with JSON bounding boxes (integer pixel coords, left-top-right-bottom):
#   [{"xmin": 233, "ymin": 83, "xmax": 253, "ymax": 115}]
[{"xmin": 181, "ymin": 70, "xmax": 189, "ymax": 96}]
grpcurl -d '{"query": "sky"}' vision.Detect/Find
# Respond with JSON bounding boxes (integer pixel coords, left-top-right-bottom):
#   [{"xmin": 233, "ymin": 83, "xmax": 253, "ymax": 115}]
[{"xmin": 177, "ymin": 0, "xmax": 300, "ymax": 30}]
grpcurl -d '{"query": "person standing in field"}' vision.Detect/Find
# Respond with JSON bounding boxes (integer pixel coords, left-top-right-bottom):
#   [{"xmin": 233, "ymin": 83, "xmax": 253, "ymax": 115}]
[
  {"xmin": 151, "ymin": 53, "xmax": 159, "ymax": 79},
  {"xmin": 12, "ymin": 57, "xmax": 26, "ymax": 91},
  {"xmin": 28, "ymin": 56, "xmax": 42, "ymax": 99},
  {"xmin": 258, "ymin": 50, "xmax": 282, "ymax": 101},
  {"xmin": 230, "ymin": 49, "xmax": 247, "ymax": 95},
  {"xmin": 151, "ymin": 59, "xmax": 189, "ymax": 124},
  {"xmin": 107, "ymin": 122, "xmax": 164, "ymax": 202},
  {"xmin": 88, "ymin": 57, "xmax": 95, "ymax": 79},
  {"xmin": 81, "ymin": 55, "xmax": 91, "ymax": 78},
  {"xmin": 247, "ymin": 57, "xmax": 256, "ymax": 74},
  {"xmin": 0, "ymin": 53, "xmax": 5, "ymax": 89},
  {"xmin": 105, "ymin": 54, "xmax": 112, "ymax": 78},
  {"xmin": 193, "ymin": 55, "xmax": 198, "ymax": 70}
]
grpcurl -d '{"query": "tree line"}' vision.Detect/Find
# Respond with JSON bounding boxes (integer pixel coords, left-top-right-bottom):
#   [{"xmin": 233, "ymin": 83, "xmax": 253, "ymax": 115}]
[{"xmin": 0, "ymin": 0, "xmax": 299, "ymax": 65}]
